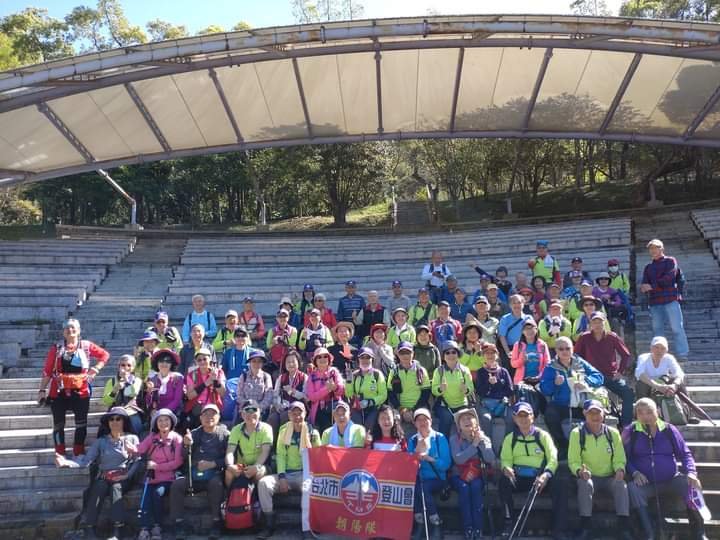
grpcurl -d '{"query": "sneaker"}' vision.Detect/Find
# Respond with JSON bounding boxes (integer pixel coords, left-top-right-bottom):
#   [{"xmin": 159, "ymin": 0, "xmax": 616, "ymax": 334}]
[{"xmin": 150, "ymin": 525, "xmax": 162, "ymax": 540}]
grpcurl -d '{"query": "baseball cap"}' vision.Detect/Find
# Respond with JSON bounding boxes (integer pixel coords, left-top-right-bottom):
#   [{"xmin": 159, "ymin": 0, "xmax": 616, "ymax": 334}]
[
  {"xmin": 303, "ymin": 283, "xmax": 314, "ymax": 291},
  {"xmin": 607, "ymin": 258, "xmax": 620, "ymax": 266},
  {"xmin": 397, "ymin": 341, "xmax": 414, "ymax": 352},
  {"xmin": 647, "ymin": 239, "xmax": 664, "ymax": 249},
  {"xmin": 438, "ymin": 300, "xmax": 450, "ymax": 307},
  {"xmin": 418, "ymin": 287, "xmax": 429, "ymax": 294},
  {"xmin": 241, "ymin": 399, "xmax": 260, "ymax": 412},
  {"xmin": 194, "ymin": 347, "xmax": 213, "ymax": 358},
  {"xmin": 392, "ymin": 280, "xmax": 403, "ymax": 287},
  {"xmin": 486, "ymin": 283, "xmax": 499, "ymax": 291},
  {"xmin": 201, "ymin": 403, "xmax": 220, "ymax": 415},
  {"xmin": 309, "ymin": 308, "xmax": 321, "ymax": 316},
  {"xmin": 583, "ymin": 400, "xmax": 604, "ymax": 413},
  {"xmin": 280, "ymin": 296, "xmax": 293, "ymax": 306},
  {"xmin": 536, "ymin": 240, "xmax": 549, "ymax": 247},
  {"xmin": 277, "ymin": 308, "xmax": 290, "ymax": 317},
  {"xmin": 523, "ymin": 318, "xmax": 538, "ymax": 328},
  {"xmin": 289, "ymin": 401, "xmax": 306, "ymax": 413},
  {"xmin": 333, "ymin": 400, "xmax": 350, "ymax": 412},
  {"xmin": 651, "ymin": 336, "xmax": 669, "ymax": 349},
  {"xmin": 138, "ymin": 330, "xmax": 160, "ymax": 343},
  {"xmin": 234, "ymin": 327, "xmax": 249, "ymax": 337},
  {"xmin": 416, "ymin": 324, "xmax": 431, "ymax": 333},
  {"xmin": 513, "ymin": 402, "xmax": 534, "ymax": 415},
  {"xmin": 249, "ymin": 349, "xmax": 266, "ymax": 361},
  {"xmin": 581, "ymin": 280, "xmax": 593, "ymax": 287},
  {"xmin": 345, "ymin": 280, "xmax": 357, "ymax": 287},
  {"xmin": 358, "ymin": 347, "xmax": 376, "ymax": 359},
  {"xmin": 479, "ymin": 273, "xmax": 492, "ymax": 281},
  {"xmin": 225, "ymin": 309, "xmax": 239, "ymax": 318},
  {"xmin": 447, "ymin": 275, "xmax": 458, "ymax": 282},
  {"xmin": 155, "ymin": 311, "xmax": 169, "ymax": 322},
  {"xmin": 242, "ymin": 296, "xmax": 254, "ymax": 303},
  {"xmin": 571, "ymin": 256, "xmax": 583, "ymax": 263},
  {"xmin": 413, "ymin": 408, "xmax": 432, "ymax": 421},
  {"xmin": 549, "ymin": 301, "xmax": 564, "ymax": 310},
  {"xmin": 590, "ymin": 311, "xmax": 607, "ymax": 321}
]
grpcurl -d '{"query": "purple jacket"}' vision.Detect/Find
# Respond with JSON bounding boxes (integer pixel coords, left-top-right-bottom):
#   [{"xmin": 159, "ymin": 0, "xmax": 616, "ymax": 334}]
[
  {"xmin": 146, "ymin": 372, "xmax": 184, "ymax": 414},
  {"xmin": 622, "ymin": 420, "xmax": 696, "ymax": 483}
]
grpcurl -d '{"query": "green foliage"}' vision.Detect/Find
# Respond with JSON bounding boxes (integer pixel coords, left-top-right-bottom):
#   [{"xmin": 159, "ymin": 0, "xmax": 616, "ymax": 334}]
[
  {"xmin": 291, "ymin": 0, "xmax": 365, "ymax": 23},
  {"xmin": 146, "ymin": 19, "xmax": 189, "ymax": 41},
  {"xmin": 0, "ymin": 189, "xmax": 41, "ymax": 224},
  {"xmin": 619, "ymin": 0, "xmax": 720, "ymax": 20}
]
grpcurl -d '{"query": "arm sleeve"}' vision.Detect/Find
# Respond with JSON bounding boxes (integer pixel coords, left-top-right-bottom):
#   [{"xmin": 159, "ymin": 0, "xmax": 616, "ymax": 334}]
[
  {"xmin": 42, "ymin": 345, "xmax": 57, "ymax": 377},
  {"xmin": 538, "ymin": 365, "xmax": 555, "ymax": 397},
  {"xmin": 305, "ymin": 377, "xmax": 331, "ymax": 402},
  {"xmin": 255, "ymin": 316, "xmax": 266, "ymax": 339},
  {"xmin": 500, "ymin": 433, "xmax": 513, "ymax": 470},
  {"xmin": 541, "ymin": 430, "xmax": 558, "ymax": 474},
  {"xmin": 621, "ymin": 427, "xmax": 637, "ymax": 476},
  {"xmin": 615, "ymin": 335, "xmax": 632, "ymax": 373},
  {"xmin": 181, "ymin": 315, "xmax": 191, "ymax": 344},
  {"xmin": 451, "ymin": 437, "xmax": 479, "ymax": 465},
  {"xmin": 583, "ymin": 360, "xmax": 604, "ymax": 388},
  {"xmin": 435, "ymin": 434, "xmax": 452, "ymax": 473},
  {"xmin": 431, "ymin": 369, "xmax": 442, "ymax": 397},
  {"xmin": 374, "ymin": 372, "xmax": 388, "ymax": 406},
  {"xmin": 88, "ymin": 342, "xmax": 110, "ymax": 364},
  {"xmin": 671, "ymin": 425, "xmax": 697, "ymax": 476},
  {"xmin": 612, "ymin": 428, "xmax": 627, "ymax": 472},
  {"xmin": 655, "ymin": 258, "xmax": 678, "ymax": 288},
  {"xmin": 71, "ymin": 438, "xmax": 102, "ymax": 468},
  {"xmin": 155, "ymin": 439, "xmax": 184, "ymax": 472},
  {"xmin": 567, "ymin": 428, "xmax": 581, "ymax": 476},
  {"xmin": 421, "ymin": 264, "xmax": 433, "ymax": 281},
  {"xmin": 276, "ymin": 427, "xmax": 287, "ymax": 474},
  {"xmin": 510, "ymin": 343, "xmax": 523, "ymax": 369},
  {"xmin": 207, "ymin": 314, "xmax": 218, "ymax": 339}
]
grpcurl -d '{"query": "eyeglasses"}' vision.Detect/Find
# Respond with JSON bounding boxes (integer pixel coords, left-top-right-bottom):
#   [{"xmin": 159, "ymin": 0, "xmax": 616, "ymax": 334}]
[
  {"xmin": 556, "ymin": 347, "xmax": 571, "ymax": 352},
  {"xmin": 243, "ymin": 407, "xmax": 259, "ymax": 413},
  {"xmin": 109, "ymin": 416, "xmax": 124, "ymax": 422}
]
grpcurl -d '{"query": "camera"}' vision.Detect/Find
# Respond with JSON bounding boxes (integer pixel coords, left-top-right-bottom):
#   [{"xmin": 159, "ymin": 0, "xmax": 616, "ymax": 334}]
[{"xmin": 164, "ymin": 329, "xmax": 177, "ymax": 343}]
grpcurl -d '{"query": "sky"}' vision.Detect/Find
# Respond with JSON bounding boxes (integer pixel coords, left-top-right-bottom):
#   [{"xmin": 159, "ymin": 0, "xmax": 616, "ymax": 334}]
[{"xmin": 1, "ymin": 0, "xmax": 626, "ymax": 33}]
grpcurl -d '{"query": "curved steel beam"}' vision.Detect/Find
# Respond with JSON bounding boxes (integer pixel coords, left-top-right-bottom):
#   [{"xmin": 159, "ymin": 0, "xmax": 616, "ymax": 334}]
[
  {"xmin": 6, "ymin": 128, "xmax": 718, "ymax": 189},
  {"xmin": 4, "ymin": 36, "xmax": 720, "ymax": 116},
  {"xmin": 3, "ymin": 16, "xmax": 720, "ymax": 94}
]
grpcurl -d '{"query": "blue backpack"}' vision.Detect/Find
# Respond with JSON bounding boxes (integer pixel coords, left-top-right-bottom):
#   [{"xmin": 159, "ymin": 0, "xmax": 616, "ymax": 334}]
[{"xmin": 222, "ymin": 378, "xmax": 239, "ymax": 422}]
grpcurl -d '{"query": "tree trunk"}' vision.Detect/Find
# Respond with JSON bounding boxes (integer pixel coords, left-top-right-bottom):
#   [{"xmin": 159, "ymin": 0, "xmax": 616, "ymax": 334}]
[
  {"xmin": 620, "ymin": 143, "xmax": 628, "ymax": 180},
  {"xmin": 605, "ymin": 141, "xmax": 614, "ymax": 181},
  {"xmin": 574, "ymin": 140, "xmax": 584, "ymax": 188},
  {"xmin": 587, "ymin": 141, "xmax": 596, "ymax": 188}
]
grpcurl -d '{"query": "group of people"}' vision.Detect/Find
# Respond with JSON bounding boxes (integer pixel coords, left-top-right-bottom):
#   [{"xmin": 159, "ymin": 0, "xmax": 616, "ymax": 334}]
[{"xmin": 38, "ymin": 238, "xmax": 705, "ymax": 540}]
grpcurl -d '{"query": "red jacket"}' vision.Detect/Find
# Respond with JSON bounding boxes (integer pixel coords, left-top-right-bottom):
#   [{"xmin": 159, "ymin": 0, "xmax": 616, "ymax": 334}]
[
  {"xmin": 42, "ymin": 340, "xmax": 110, "ymax": 398},
  {"xmin": 574, "ymin": 331, "xmax": 631, "ymax": 377}
]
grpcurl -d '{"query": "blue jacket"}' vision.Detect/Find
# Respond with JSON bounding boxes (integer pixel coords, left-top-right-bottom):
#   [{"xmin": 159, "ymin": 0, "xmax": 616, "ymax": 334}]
[
  {"xmin": 449, "ymin": 301, "xmax": 472, "ymax": 322},
  {"xmin": 182, "ymin": 310, "xmax": 218, "ymax": 342},
  {"xmin": 222, "ymin": 346, "xmax": 254, "ymax": 380},
  {"xmin": 407, "ymin": 429, "xmax": 451, "ymax": 481},
  {"xmin": 538, "ymin": 354, "xmax": 604, "ymax": 407}
]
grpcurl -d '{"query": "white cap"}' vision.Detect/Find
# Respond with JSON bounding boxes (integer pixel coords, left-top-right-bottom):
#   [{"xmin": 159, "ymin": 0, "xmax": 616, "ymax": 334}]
[
  {"xmin": 647, "ymin": 239, "xmax": 664, "ymax": 249},
  {"xmin": 650, "ymin": 336, "xmax": 669, "ymax": 349}
]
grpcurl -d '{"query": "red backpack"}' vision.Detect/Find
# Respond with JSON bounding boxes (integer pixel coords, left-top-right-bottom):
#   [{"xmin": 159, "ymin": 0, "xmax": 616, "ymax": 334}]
[{"xmin": 223, "ymin": 478, "xmax": 259, "ymax": 531}]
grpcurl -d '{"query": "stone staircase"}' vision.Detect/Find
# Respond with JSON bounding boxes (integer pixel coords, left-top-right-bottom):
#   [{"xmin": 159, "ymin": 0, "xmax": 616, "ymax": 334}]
[
  {"xmin": 0, "ymin": 214, "xmax": 719, "ymax": 539},
  {"xmin": 633, "ymin": 211, "xmax": 720, "ymax": 536}
]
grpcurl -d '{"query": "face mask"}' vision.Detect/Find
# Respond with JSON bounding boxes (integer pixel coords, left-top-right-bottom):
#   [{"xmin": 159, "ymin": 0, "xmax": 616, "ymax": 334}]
[{"xmin": 608, "ymin": 266, "xmax": 619, "ymax": 273}]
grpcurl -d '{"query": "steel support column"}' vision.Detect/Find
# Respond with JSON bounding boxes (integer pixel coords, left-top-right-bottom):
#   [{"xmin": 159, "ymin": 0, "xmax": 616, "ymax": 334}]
[
  {"xmin": 37, "ymin": 103, "xmax": 94, "ymax": 163},
  {"xmin": 600, "ymin": 53, "xmax": 642, "ymax": 134},
  {"xmin": 684, "ymin": 84, "xmax": 720, "ymax": 139},
  {"xmin": 292, "ymin": 58, "xmax": 313, "ymax": 138},
  {"xmin": 208, "ymin": 68, "xmax": 244, "ymax": 144},
  {"xmin": 522, "ymin": 48, "xmax": 553, "ymax": 131},
  {"xmin": 124, "ymin": 82, "xmax": 172, "ymax": 153},
  {"xmin": 449, "ymin": 48, "xmax": 465, "ymax": 132}
]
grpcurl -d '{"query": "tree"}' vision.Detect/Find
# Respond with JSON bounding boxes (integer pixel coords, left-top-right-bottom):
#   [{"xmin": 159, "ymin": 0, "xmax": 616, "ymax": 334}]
[
  {"xmin": 291, "ymin": 0, "xmax": 365, "ymax": 23},
  {"xmin": 196, "ymin": 25, "xmax": 225, "ymax": 36},
  {"xmin": 1, "ymin": 8, "xmax": 72, "ymax": 65},
  {"xmin": 65, "ymin": 0, "xmax": 146, "ymax": 52},
  {"xmin": 570, "ymin": 0, "xmax": 613, "ymax": 15},
  {"xmin": 146, "ymin": 19, "xmax": 189, "ymax": 41}
]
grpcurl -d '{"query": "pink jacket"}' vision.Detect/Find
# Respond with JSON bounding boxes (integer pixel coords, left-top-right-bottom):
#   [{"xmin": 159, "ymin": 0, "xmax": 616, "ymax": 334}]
[
  {"xmin": 136, "ymin": 431, "xmax": 184, "ymax": 484},
  {"xmin": 305, "ymin": 366, "xmax": 345, "ymax": 424},
  {"xmin": 510, "ymin": 339, "xmax": 551, "ymax": 384}
]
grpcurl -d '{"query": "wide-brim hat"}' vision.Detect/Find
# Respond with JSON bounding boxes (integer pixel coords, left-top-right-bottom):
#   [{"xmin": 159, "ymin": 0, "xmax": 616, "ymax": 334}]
[
  {"xmin": 463, "ymin": 320, "xmax": 483, "ymax": 337},
  {"xmin": 370, "ymin": 323, "xmax": 388, "ymax": 337},
  {"xmin": 332, "ymin": 321, "xmax": 355, "ymax": 340},
  {"xmin": 441, "ymin": 340, "xmax": 463, "ymax": 356},
  {"xmin": 312, "ymin": 347, "xmax": 332, "ymax": 364},
  {"xmin": 453, "ymin": 407, "xmax": 479, "ymax": 426},
  {"xmin": 138, "ymin": 330, "xmax": 160, "ymax": 346},
  {"xmin": 150, "ymin": 408, "xmax": 178, "ymax": 432},
  {"xmin": 151, "ymin": 349, "xmax": 180, "ymax": 371},
  {"xmin": 580, "ymin": 296, "xmax": 603, "ymax": 310},
  {"xmin": 100, "ymin": 406, "xmax": 133, "ymax": 433}
]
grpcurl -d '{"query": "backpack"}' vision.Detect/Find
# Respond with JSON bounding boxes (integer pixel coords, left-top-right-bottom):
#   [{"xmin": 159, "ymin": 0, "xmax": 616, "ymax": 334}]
[
  {"xmin": 578, "ymin": 423, "xmax": 615, "ymax": 462},
  {"xmin": 656, "ymin": 394, "xmax": 688, "ymax": 426},
  {"xmin": 510, "ymin": 429, "xmax": 547, "ymax": 473},
  {"xmin": 426, "ymin": 263, "xmax": 448, "ymax": 287},
  {"xmin": 223, "ymin": 476, "xmax": 259, "ymax": 531},
  {"xmin": 222, "ymin": 378, "xmax": 239, "ymax": 422},
  {"xmin": 187, "ymin": 311, "xmax": 212, "ymax": 333}
]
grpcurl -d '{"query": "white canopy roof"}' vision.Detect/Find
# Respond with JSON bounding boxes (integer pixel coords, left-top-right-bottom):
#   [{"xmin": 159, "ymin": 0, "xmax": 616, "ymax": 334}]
[{"xmin": 2, "ymin": 14, "xmax": 720, "ymax": 186}]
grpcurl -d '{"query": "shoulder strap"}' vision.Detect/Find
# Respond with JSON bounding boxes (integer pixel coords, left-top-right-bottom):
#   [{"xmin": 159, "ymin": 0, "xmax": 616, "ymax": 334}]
[{"xmin": 207, "ymin": 311, "xmax": 211, "ymax": 329}]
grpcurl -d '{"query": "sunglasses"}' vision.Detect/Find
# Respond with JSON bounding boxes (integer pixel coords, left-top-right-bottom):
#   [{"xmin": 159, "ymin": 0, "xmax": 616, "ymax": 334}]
[
  {"xmin": 444, "ymin": 350, "xmax": 459, "ymax": 355},
  {"xmin": 109, "ymin": 416, "xmax": 124, "ymax": 422},
  {"xmin": 397, "ymin": 350, "xmax": 412, "ymax": 355},
  {"xmin": 314, "ymin": 355, "xmax": 330, "ymax": 360},
  {"xmin": 119, "ymin": 363, "xmax": 132, "ymax": 367},
  {"xmin": 243, "ymin": 407, "xmax": 259, "ymax": 413},
  {"xmin": 556, "ymin": 347, "xmax": 571, "ymax": 351}
]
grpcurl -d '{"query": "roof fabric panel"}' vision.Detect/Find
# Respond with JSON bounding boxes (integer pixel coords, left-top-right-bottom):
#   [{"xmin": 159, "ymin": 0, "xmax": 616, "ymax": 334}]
[
  {"xmin": 454, "ymin": 47, "xmax": 545, "ymax": 130},
  {"xmin": 381, "ymin": 50, "xmax": 419, "ymax": 132},
  {"xmin": 253, "ymin": 59, "xmax": 309, "ymax": 139},
  {"xmin": 296, "ymin": 55, "xmax": 347, "ymax": 136},
  {"xmin": 530, "ymin": 49, "xmax": 634, "ymax": 131},
  {"xmin": 0, "ymin": 106, "xmax": 83, "ymax": 172},
  {"xmin": 336, "ymin": 53, "xmax": 379, "ymax": 134},
  {"xmin": 609, "ymin": 56, "xmax": 720, "ymax": 135}
]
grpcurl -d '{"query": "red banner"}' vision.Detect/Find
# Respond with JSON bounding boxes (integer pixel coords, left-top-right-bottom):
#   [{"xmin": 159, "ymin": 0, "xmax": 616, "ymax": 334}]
[{"xmin": 308, "ymin": 447, "xmax": 418, "ymax": 539}]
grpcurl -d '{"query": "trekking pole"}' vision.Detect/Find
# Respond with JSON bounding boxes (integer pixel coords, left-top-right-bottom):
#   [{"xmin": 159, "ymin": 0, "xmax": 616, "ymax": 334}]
[
  {"xmin": 647, "ymin": 425, "xmax": 667, "ymax": 540},
  {"xmin": 418, "ymin": 473, "xmax": 430, "ymax": 540},
  {"xmin": 482, "ymin": 463, "xmax": 496, "ymax": 540},
  {"xmin": 187, "ymin": 444, "xmax": 194, "ymax": 497},
  {"xmin": 508, "ymin": 484, "xmax": 539, "ymax": 540},
  {"xmin": 137, "ymin": 473, "xmax": 151, "ymax": 521}
]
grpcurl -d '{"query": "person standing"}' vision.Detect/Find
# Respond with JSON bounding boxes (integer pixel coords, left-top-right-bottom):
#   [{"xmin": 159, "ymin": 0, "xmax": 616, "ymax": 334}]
[
  {"xmin": 422, "ymin": 251, "xmax": 452, "ymax": 305},
  {"xmin": 641, "ymin": 239, "xmax": 689, "ymax": 360}
]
